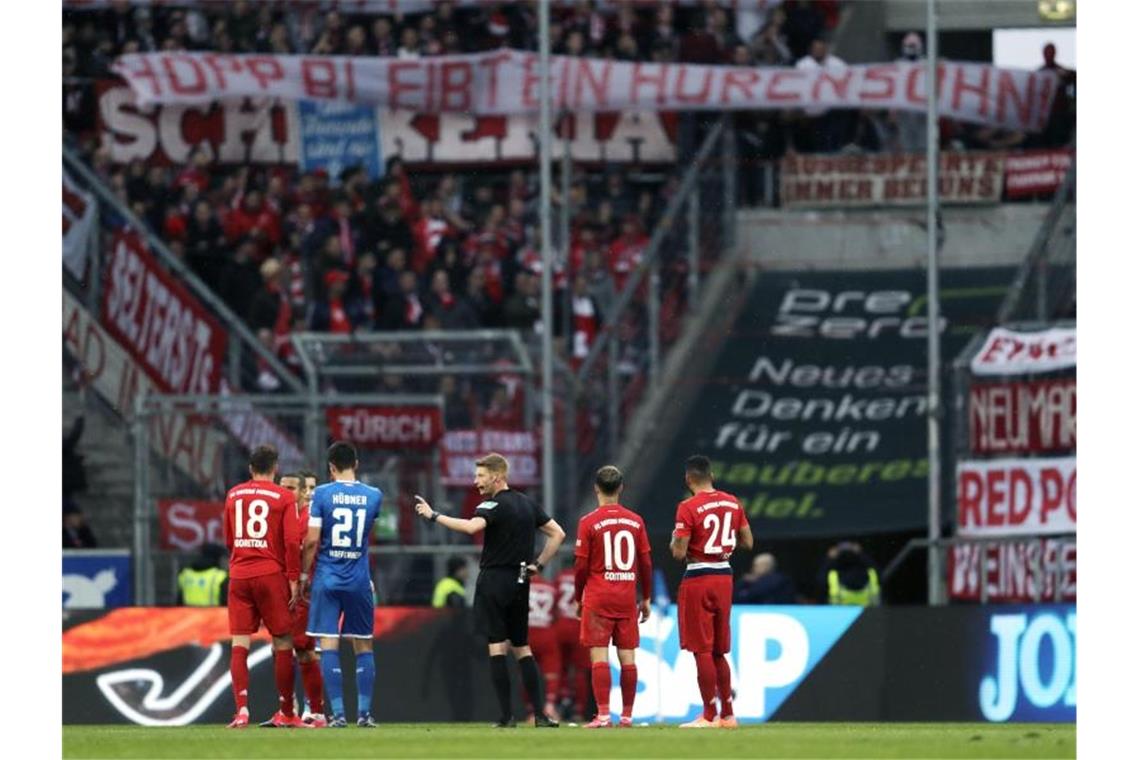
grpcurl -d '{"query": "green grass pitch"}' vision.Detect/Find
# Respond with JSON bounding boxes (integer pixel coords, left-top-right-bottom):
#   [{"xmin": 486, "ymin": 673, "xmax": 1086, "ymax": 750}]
[{"xmin": 63, "ymin": 723, "xmax": 1075, "ymax": 759}]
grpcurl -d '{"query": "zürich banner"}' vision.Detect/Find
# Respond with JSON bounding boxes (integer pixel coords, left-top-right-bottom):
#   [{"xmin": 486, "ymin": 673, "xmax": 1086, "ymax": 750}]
[{"xmin": 111, "ymin": 51, "xmax": 1057, "ymax": 132}]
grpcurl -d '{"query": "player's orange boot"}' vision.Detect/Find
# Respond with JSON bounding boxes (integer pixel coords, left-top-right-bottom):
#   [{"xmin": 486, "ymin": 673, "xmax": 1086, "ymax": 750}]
[
  {"xmin": 260, "ymin": 710, "xmax": 304, "ymax": 728},
  {"xmin": 679, "ymin": 716, "xmax": 718, "ymax": 728},
  {"xmin": 227, "ymin": 708, "xmax": 250, "ymax": 728},
  {"xmin": 716, "ymin": 715, "xmax": 739, "ymax": 729},
  {"xmin": 618, "ymin": 717, "xmax": 634, "ymax": 728},
  {"xmin": 583, "ymin": 715, "xmax": 612, "ymax": 728},
  {"xmin": 304, "ymin": 713, "xmax": 328, "ymax": 728}
]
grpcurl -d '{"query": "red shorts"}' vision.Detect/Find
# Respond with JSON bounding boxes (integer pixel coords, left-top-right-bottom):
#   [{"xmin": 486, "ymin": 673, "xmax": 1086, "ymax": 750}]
[
  {"xmin": 529, "ymin": 626, "xmax": 560, "ymax": 676},
  {"xmin": 678, "ymin": 574, "xmax": 733, "ymax": 654},
  {"xmin": 292, "ymin": 600, "xmax": 315, "ymax": 651},
  {"xmin": 556, "ymin": 618, "xmax": 590, "ymax": 669},
  {"xmin": 579, "ymin": 607, "xmax": 639, "ymax": 650},
  {"xmin": 228, "ymin": 573, "xmax": 292, "ymax": 637}
]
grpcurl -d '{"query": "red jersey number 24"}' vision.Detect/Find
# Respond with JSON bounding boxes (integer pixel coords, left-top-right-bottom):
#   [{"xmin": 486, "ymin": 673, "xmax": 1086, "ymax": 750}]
[{"xmin": 703, "ymin": 513, "xmax": 736, "ymax": 557}]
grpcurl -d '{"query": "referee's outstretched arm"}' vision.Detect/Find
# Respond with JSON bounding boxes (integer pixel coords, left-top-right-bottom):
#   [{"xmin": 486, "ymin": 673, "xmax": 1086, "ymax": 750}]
[{"xmin": 413, "ymin": 495, "xmax": 488, "ymax": 535}]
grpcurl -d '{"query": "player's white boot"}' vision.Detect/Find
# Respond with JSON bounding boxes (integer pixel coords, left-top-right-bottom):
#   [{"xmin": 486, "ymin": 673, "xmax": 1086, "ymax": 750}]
[{"xmin": 679, "ymin": 716, "xmax": 718, "ymax": 728}]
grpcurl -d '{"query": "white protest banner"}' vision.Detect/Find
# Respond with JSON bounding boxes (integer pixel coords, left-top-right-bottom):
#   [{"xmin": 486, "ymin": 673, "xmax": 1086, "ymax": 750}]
[
  {"xmin": 969, "ymin": 326, "xmax": 1077, "ymax": 376},
  {"xmin": 957, "ymin": 457, "xmax": 1076, "ymax": 537},
  {"xmin": 947, "ymin": 537, "xmax": 1076, "ymax": 602},
  {"xmin": 112, "ymin": 51, "xmax": 1057, "ymax": 132}
]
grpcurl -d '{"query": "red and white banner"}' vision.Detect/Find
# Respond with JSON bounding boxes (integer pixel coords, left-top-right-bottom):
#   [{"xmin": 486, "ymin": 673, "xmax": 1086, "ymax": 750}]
[
  {"xmin": 63, "ymin": 172, "xmax": 96, "ymax": 279},
  {"xmin": 969, "ymin": 326, "xmax": 1077, "ymax": 377},
  {"xmin": 326, "ymin": 406, "xmax": 443, "ymax": 449},
  {"xmin": 96, "ymin": 83, "xmax": 676, "ymax": 165},
  {"xmin": 781, "ymin": 152, "xmax": 1003, "ymax": 208},
  {"xmin": 440, "ymin": 429, "xmax": 540, "ymax": 487},
  {"xmin": 157, "ymin": 499, "xmax": 225, "ymax": 551},
  {"xmin": 947, "ymin": 537, "xmax": 1076, "ymax": 602},
  {"xmin": 957, "ymin": 457, "xmax": 1076, "ymax": 537},
  {"xmin": 101, "ymin": 231, "xmax": 227, "ymax": 394},
  {"xmin": 1004, "ymin": 148, "xmax": 1073, "ymax": 198},
  {"xmin": 112, "ymin": 51, "xmax": 1057, "ymax": 131},
  {"xmin": 64, "ymin": 291, "xmax": 225, "ymax": 487},
  {"xmin": 969, "ymin": 378, "xmax": 1076, "ymax": 456}
]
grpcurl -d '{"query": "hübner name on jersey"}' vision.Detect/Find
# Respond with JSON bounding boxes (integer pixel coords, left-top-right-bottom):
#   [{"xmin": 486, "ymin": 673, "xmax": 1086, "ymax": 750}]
[
  {"xmin": 332, "ymin": 493, "xmax": 368, "ymax": 505},
  {"xmin": 695, "ymin": 500, "xmax": 738, "ymax": 514},
  {"xmin": 594, "ymin": 517, "xmax": 641, "ymax": 530},
  {"xmin": 233, "ymin": 538, "xmax": 269, "ymax": 548},
  {"xmin": 604, "ymin": 571, "xmax": 637, "ymax": 582},
  {"xmin": 327, "ymin": 549, "xmax": 362, "ymax": 559}
]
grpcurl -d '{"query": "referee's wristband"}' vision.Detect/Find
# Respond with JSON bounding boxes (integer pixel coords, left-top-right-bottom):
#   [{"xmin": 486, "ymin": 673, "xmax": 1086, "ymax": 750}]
[
  {"xmin": 535, "ymin": 561, "xmax": 544, "ymax": 572},
  {"xmin": 429, "ymin": 511, "xmax": 440, "ymax": 523}
]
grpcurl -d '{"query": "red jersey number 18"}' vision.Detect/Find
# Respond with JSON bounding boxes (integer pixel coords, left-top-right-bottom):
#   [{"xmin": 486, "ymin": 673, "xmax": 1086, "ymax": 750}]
[
  {"xmin": 234, "ymin": 498, "xmax": 269, "ymax": 539},
  {"xmin": 702, "ymin": 512, "xmax": 736, "ymax": 556}
]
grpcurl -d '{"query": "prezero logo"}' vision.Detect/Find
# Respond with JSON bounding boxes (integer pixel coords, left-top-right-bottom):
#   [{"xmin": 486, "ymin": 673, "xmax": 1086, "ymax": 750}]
[{"xmin": 979, "ymin": 609, "xmax": 1076, "ymax": 722}]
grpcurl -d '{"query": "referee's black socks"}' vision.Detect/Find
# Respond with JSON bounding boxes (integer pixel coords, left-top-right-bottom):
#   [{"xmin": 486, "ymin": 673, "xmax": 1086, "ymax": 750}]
[
  {"xmin": 489, "ymin": 655, "xmax": 513, "ymax": 723},
  {"xmin": 517, "ymin": 655, "xmax": 545, "ymax": 715}
]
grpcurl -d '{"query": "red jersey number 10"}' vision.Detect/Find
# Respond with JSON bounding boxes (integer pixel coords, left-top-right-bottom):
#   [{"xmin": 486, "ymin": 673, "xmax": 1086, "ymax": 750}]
[
  {"xmin": 702, "ymin": 512, "xmax": 736, "ymax": 556},
  {"xmin": 603, "ymin": 530, "xmax": 636, "ymax": 571}
]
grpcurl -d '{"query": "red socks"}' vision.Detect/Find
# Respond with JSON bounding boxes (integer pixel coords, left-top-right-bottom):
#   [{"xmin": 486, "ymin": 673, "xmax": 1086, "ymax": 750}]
[
  {"xmin": 300, "ymin": 657, "xmax": 324, "ymax": 714},
  {"xmin": 591, "ymin": 661, "xmax": 612, "ymax": 718},
  {"xmin": 273, "ymin": 649, "xmax": 296, "ymax": 717},
  {"xmin": 230, "ymin": 645, "xmax": 250, "ymax": 713},
  {"xmin": 620, "ymin": 664, "xmax": 637, "ymax": 719},
  {"xmin": 694, "ymin": 653, "xmax": 718, "ymax": 721},
  {"xmin": 713, "ymin": 654, "xmax": 734, "ymax": 718}
]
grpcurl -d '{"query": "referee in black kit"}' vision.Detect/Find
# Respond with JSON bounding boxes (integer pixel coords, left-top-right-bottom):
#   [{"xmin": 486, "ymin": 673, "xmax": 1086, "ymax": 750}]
[{"xmin": 415, "ymin": 452, "xmax": 565, "ymax": 727}]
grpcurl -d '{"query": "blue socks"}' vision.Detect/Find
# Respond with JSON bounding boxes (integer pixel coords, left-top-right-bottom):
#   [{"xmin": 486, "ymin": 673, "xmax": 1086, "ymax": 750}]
[
  {"xmin": 321, "ymin": 649, "xmax": 344, "ymax": 718},
  {"xmin": 356, "ymin": 651, "xmax": 375, "ymax": 717}
]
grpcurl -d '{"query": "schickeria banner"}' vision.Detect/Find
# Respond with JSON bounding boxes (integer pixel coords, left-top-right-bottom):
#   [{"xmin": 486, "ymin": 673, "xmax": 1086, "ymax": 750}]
[{"xmin": 645, "ymin": 268, "xmax": 1013, "ymax": 538}]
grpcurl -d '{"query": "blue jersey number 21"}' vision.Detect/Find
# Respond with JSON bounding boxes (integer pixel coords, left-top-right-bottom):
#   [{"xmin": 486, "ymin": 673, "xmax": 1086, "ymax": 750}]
[{"xmin": 331, "ymin": 507, "xmax": 367, "ymax": 548}]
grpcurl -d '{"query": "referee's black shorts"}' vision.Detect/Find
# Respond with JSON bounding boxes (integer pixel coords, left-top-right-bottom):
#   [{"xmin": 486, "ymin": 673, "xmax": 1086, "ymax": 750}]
[{"xmin": 473, "ymin": 567, "xmax": 529, "ymax": 645}]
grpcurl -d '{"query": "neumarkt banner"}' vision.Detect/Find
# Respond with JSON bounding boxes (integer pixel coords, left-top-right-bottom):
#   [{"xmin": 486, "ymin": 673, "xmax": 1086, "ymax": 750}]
[{"xmin": 647, "ymin": 268, "xmax": 1013, "ymax": 538}]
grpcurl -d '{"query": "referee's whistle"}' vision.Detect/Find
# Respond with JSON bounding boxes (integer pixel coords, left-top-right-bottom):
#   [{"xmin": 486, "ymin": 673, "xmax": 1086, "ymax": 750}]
[{"xmin": 517, "ymin": 561, "xmax": 528, "ymax": 584}]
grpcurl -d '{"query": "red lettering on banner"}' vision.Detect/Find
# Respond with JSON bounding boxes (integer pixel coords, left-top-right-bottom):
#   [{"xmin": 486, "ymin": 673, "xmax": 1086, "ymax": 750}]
[
  {"xmin": 247, "ymin": 56, "xmax": 285, "ymax": 91},
  {"xmin": 389, "ymin": 61, "xmax": 420, "ymax": 109},
  {"xmin": 1008, "ymin": 467, "xmax": 1032, "ymax": 526},
  {"xmin": 630, "ymin": 63, "xmax": 668, "ymax": 105},
  {"xmin": 765, "ymin": 71, "xmax": 801, "ymax": 102},
  {"xmin": 1039, "ymin": 467, "xmax": 1063, "ymax": 525},
  {"xmin": 301, "ymin": 59, "xmax": 337, "ymax": 99},
  {"xmin": 439, "ymin": 62, "xmax": 472, "ymax": 111},
  {"xmin": 720, "ymin": 69, "xmax": 760, "ymax": 103},
  {"xmin": 959, "ymin": 469, "xmax": 983, "ymax": 528},
  {"xmin": 951, "ymin": 65, "xmax": 991, "ymax": 119},
  {"xmin": 1035, "ymin": 72, "xmax": 1056, "ymax": 131},
  {"xmin": 575, "ymin": 59, "xmax": 612, "ymax": 109},
  {"xmin": 163, "ymin": 54, "xmax": 207, "ymax": 96},
  {"xmin": 859, "ymin": 64, "xmax": 896, "ymax": 101},
  {"xmin": 121, "ymin": 55, "xmax": 161, "ymax": 97},
  {"xmin": 425, "ymin": 60, "xmax": 436, "ymax": 113},
  {"xmin": 984, "ymin": 469, "xmax": 1006, "ymax": 527},
  {"xmin": 905, "ymin": 62, "xmax": 946, "ymax": 106},
  {"xmin": 201, "ymin": 54, "xmax": 240, "ymax": 90},
  {"xmin": 812, "ymin": 68, "xmax": 854, "ymax": 102},
  {"xmin": 345, "ymin": 59, "xmax": 356, "ymax": 101},
  {"xmin": 673, "ymin": 66, "xmax": 712, "ymax": 105},
  {"xmin": 995, "ymin": 69, "xmax": 1034, "ymax": 128},
  {"xmin": 477, "ymin": 52, "xmax": 511, "ymax": 109}
]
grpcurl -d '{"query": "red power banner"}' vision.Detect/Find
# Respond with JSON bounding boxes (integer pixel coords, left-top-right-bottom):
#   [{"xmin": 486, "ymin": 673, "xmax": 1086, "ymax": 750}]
[{"xmin": 969, "ymin": 378, "xmax": 1076, "ymax": 455}]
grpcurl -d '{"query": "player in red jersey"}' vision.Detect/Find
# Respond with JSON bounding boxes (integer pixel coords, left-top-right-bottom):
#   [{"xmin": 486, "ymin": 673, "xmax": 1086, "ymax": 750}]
[
  {"xmin": 526, "ymin": 573, "xmax": 562, "ymax": 724},
  {"xmin": 223, "ymin": 444, "xmax": 304, "ymax": 728},
  {"xmin": 554, "ymin": 565, "xmax": 590, "ymax": 721},
  {"xmin": 574, "ymin": 465, "xmax": 652, "ymax": 728},
  {"xmin": 670, "ymin": 455, "xmax": 753, "ymax": 729},
  {"xmin": 278, "ymin": 471, "xmax": 325, "ymax": 727}
]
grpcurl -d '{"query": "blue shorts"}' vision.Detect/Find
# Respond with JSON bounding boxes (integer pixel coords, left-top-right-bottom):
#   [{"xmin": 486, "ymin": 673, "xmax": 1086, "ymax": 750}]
[{"xmin": 306, "ymin": 582, "xmax": 374, "ymax": 639}]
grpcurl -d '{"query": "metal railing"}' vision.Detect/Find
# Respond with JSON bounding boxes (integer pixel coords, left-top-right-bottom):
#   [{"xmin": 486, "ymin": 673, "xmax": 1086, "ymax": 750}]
[{"xmin": 568, "ymin": 116, "xmax": 736, "ymax": 502}]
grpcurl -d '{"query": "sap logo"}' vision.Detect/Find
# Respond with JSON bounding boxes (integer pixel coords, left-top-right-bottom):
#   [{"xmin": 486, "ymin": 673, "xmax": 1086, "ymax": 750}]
[
  {"xmin": 63, "ymin": 569, "xmax": 118, "ymax": 609},
  {"xmin": 979, "ymin": 611, "xmax": 1076, "ymax": 722}
]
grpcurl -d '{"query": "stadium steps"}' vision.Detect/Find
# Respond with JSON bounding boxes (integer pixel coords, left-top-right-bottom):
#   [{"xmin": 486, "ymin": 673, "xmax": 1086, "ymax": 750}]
[
  {"xmin": 63, "ymin": 383, "xmax": 136, "ymax": 549},
  {"xmin": 615, "ymin": 249, "xmax": 759, "ymax": 504}
]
